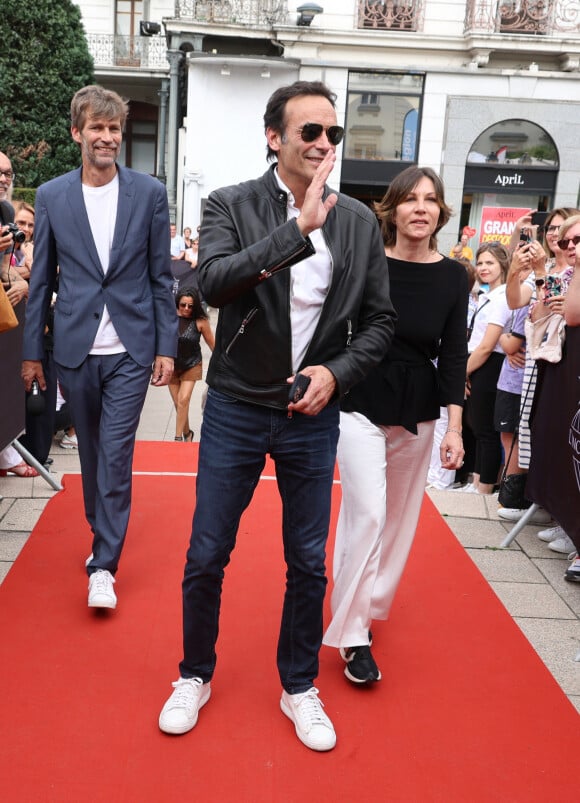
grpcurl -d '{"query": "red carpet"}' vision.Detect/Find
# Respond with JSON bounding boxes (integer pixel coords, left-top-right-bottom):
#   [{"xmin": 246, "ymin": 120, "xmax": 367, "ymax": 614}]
[{"xmin": 0, "ymin": 442, "xmax": 578, "ymax": 802}]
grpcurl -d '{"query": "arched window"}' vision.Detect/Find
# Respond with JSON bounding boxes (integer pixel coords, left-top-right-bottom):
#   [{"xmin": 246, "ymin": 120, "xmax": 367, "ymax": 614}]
[{"xmin": 467, "ymin": 120, "xmax": 558, "ymax": 167}]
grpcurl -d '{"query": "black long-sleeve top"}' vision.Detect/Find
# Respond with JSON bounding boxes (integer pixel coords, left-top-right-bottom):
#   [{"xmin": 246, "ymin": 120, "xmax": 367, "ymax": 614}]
[{"xmin": 341, "ymin": 256, "xmax": 468, "ymax": 433}]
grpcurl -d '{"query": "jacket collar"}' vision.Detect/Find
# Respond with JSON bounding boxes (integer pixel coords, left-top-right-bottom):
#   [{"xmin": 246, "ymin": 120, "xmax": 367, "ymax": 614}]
[{"xmin": 65, "ymin": 165, "xmax": 134, "ymax": 276}]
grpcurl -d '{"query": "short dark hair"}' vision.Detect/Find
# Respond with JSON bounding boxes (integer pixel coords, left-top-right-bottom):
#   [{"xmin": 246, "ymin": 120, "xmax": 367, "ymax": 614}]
[
  {"xmin": 263, "ymin": 81, "xmax": 337, "ymax": 162},
  {"xmin": 374, "ymin": 166, "xmax": 452, "ymax": 251}
]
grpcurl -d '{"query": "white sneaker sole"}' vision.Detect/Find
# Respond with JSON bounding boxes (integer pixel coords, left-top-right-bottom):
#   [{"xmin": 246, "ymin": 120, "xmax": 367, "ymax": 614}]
[{"xmin": 88, "ymin": 595, "xmax": 117, "ymax": 609}]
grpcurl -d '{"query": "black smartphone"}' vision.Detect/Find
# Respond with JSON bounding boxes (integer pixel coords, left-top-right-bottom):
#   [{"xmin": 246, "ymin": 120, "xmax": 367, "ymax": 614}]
[
  {"xmin": 288, "ymin": 373, "xmax": 311, "ymax": 403},
  {"xmin": 531, "ymin": 211, "xmax": 549, "ymax": 228}
]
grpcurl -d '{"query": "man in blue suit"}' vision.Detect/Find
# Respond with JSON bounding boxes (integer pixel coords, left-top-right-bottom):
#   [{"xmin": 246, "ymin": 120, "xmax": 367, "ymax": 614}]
[{"xmin": 22, "ymin": 85, "xmax": 177, "ymax": 610}]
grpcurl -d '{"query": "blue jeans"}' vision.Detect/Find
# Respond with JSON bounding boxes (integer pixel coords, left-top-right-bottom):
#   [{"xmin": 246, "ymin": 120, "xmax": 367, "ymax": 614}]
[{"xmin": 180, "ymin": 388, "xmax": 339, "ymax": 693}]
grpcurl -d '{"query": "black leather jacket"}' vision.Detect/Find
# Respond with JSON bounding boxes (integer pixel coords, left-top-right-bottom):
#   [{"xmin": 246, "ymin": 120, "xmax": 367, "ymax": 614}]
[{"xmin": 198, "ymin": 165, "xmax": 396, "ymax": 410}]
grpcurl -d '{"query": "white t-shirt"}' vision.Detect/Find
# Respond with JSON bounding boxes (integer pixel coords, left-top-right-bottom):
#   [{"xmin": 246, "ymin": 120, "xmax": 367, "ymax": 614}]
[
  {"xmin": 468, "ymin": 284, "xmax": 511, "ymax": 354},
  {"xmin": 170, "ymin": 234, "xmax": 186, "ymax": 258},
  {"xmin": 83, "ymin": 174, "xmax": 125, "ymax": 354},
  {"xmin": 275, "ymin": 170, "xmax": 332, "ymax": 373}
]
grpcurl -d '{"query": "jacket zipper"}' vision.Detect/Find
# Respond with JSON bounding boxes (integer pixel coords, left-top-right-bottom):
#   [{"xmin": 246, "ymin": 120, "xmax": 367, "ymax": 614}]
[
  {"xmin": 225, "ymin": 307, "xmax": 259, "ymax": 355},
  {"xmin": 258, "ymin": 240, "xmax": 313, "ymax": 281}
]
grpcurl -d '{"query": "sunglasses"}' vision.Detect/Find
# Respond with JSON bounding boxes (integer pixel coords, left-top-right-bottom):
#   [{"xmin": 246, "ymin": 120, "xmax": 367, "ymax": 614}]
[
  {"xmin": 545, "ymin": 225, "xmax": 560, "ymax": 234},
  {"xmin": 179, "ymin": 302, "xmax": 193, "ymax": 308},
  {"xmin": 557, "ymin": 235, "xmax": 580, "ymax": 250},
  {"xmin": 299, "ymin": 123, "xmax": 344, "ymax": 146}
]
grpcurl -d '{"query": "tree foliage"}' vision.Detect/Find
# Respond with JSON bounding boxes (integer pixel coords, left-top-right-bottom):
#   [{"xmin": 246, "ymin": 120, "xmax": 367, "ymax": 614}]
[{"xmin": 0, "ymin": 0, "xmax": 94, "ymax": 187}]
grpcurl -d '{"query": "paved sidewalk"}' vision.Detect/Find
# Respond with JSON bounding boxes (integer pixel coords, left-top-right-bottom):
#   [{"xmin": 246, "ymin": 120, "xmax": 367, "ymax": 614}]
[{"xmin": 1, "ymin": 330, "xmax": 579, "ymax": 713}]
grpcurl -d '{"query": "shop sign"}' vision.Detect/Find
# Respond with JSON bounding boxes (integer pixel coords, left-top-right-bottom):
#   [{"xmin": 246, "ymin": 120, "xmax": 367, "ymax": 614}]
[{"xmin": 464, "ymin": 166, "xmax": 555, "ymax": 194}]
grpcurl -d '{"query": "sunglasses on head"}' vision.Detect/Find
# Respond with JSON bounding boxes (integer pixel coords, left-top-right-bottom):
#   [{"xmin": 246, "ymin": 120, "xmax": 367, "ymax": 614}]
[
  {"xmin": 557, "ymin": 234, "xmax": 580, "ymax": 250},
  {"xmin": 299, "ymin": 123, "xmax": 344, "ymax": 146}
]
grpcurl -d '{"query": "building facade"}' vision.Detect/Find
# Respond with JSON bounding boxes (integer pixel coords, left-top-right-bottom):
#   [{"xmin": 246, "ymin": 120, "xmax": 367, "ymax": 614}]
[{"xmin": 79, "ymin": 0, "xmax": 580, "ymax": 251}]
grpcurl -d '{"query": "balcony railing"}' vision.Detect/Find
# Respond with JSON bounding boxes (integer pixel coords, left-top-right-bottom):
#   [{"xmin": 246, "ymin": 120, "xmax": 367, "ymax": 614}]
[
  {"xmin": 175, "ymin": 0, "xmax": 289, "ymax": 25},
  {"xmin": 466, "ymin": 0, "xmax": 580, "ymax": 35},
  {"xmin": 357, "ymin": 0, "xmax": 422, "ymax": 31},
  {"xmin": 86, "ymin": 34, "xmax": 169, "ymax": 70}
]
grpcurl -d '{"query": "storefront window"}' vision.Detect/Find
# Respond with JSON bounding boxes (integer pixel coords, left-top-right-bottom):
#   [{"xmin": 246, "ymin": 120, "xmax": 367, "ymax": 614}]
[
  {"xmin": 453, "ymin": 119, "xmax": 559, "ymax": 244},
  {"xmin": 344, "ymin": 72, "xmax": 424, "ymax": 163},
  {"xmin": 467, "ymin": 119, "xmax": 558, "ymax": 167}
]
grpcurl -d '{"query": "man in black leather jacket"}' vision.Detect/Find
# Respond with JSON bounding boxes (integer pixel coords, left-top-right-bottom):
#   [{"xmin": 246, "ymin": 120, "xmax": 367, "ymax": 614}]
[{"xmin": 159, "ymin": 80, "xmax": 396, "ymax": 751}]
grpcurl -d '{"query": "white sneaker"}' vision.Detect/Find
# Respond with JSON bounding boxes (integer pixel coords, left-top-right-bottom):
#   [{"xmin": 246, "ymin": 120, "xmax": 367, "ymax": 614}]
[
  {"xmin": 159, "ymin": 677, "xmax": 211, "ymax": 734},
  {"xmin": 88, "ymin": 569, "xmax": 117, "ymax": 609},
  {"xmin": 59, "ymin": 433, "xmax": 78, "ymax": 449},
  {"xmin": 537, "ymin": 525, "xmax": 565, "ymax": 542},
  {"xmin": 280, "ymin": 687, "xmax": 336, "ymax": 751},
  {"xmin": 548, "ymin": 533, "xmax": 576, "ymax": 554},
  {"xmin": 498, "ymin": 507, "xmax": 552, "ymax": 524}
]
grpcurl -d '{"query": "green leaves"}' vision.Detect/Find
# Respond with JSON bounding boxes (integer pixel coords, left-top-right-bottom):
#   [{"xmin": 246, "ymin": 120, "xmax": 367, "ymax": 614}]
[{"xmin": 0, "ymin": 0, "xmax": 94, "ymax": 188}]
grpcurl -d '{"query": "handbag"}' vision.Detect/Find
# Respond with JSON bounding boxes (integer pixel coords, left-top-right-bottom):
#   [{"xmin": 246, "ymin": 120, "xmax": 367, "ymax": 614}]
[
  {"xmin": 0, "ymin": 279, "xmax": 18, "ymax": 333},
  {"xmin": 498, "ymin": 472, "xmax": 530, "ymax": 510},
  {"xmin": 524, "ymin": 312, "xmax": 565, "ymax": 363}
]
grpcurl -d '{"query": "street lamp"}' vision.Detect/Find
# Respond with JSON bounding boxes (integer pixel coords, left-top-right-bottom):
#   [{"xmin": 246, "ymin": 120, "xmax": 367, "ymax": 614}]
[{"xmin": 297, "ymin": 4, "xmax": 323, "ymax": 26}]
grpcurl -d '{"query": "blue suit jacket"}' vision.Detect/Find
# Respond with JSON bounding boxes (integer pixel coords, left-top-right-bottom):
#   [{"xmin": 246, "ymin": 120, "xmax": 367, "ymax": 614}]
[{"xmin": 23, "ymin": 165, "xmax": 177, "ymax": 368}]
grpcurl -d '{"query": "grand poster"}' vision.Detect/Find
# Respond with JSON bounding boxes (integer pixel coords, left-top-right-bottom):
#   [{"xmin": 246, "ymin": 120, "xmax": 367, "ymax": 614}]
[{"xmin": 479, "ymin": 206, "xmax": 530, "ymax": 247}]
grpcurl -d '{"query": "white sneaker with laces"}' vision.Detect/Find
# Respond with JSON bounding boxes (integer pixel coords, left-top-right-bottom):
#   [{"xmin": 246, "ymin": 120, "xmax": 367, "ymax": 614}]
[
  {"xmin": 548, "ymin": 533, "xmax": 576, "ymax": 554},
  {"xmin": 537, "ymin": 525, "xmax": 565, "ymax": 542},
  {"xmin": 159, "ymin": 677, "xmax": 211, "ymax": 734},
  {"xmin": 59, "ymin": 432, "xmax": 78, "ymax": 449},
  {"xmin": 88, "ymin": 569, "xmax": 117, "ymax": 609},
  {"xmin": 280, "ymin": 687, "xmax": 336, "ymax": 751}
]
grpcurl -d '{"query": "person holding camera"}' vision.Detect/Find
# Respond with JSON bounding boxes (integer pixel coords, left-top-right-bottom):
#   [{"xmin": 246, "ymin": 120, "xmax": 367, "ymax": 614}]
[
  {"xmin": 0, "ymin": 152, "xmax": 28, "ymax": 308},
  {"xmin": 21, "ymin": 86, "xmax": 177, "ymax": 611},
  {"xmin": 503, "ymin": 209, "xmax": 579, "ymax": 546},
  {"xmin": 0, "ymin": 152, "xmax": 37, "ymax": 479},
  {"xmin": 157, "ymin": 80, "xmax": 396, "ymax": 751},
  {"xmin": 11, "ymin": 202, "xmax": 35, "ymax": 281}
]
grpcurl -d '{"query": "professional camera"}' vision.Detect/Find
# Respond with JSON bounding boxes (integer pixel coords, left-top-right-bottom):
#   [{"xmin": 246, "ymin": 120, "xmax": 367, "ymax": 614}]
[{"xmin": 2, "ymin": 222, "xmax": 26, "ymax": 244}]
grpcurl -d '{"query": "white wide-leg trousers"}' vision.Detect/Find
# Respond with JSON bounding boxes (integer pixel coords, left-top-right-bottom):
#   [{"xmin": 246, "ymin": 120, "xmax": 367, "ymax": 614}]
[{"xmin": 323, "ymin": 411, "xmax": 435, "ymax": 648}]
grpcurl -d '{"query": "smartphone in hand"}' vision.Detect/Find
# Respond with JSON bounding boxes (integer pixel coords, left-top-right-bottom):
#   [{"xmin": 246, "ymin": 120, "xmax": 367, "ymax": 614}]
[{"xmin": 288, "ymin": 373, "xmax": 311, "ymax": 403}]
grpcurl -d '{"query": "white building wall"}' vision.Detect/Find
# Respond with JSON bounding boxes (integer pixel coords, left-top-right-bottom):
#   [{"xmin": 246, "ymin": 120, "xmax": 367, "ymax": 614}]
[
  {"xmin": 182, "ymin": 57, "xmax": 580, "ymax": 248},
  {"xmin": 286, "ymin": 0, "xmax": 467, "ymax": 35},
  {"xmin": 73, "ymin": 0, "xmax": 580, "ymax": 240},
  {"xmin": 182, "ymin": 60, "xmax": 300, "ymax": 231},
  {"xmin": 76, "ymin": 0, "xmax": 175, "ymax": 34},
  {"xmin": 77, "ymin": 0, "xmax": 115, "ymax": 34}
]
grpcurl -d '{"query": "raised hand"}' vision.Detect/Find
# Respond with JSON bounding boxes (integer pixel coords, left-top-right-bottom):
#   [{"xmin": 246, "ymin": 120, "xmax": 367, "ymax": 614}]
[{"xmin": 296, "ymin": 150, "xmax": 338, "ymax": 237}]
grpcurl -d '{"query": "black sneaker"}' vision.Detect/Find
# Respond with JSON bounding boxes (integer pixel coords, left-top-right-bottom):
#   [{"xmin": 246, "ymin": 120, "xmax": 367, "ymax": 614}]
[{"xmin": 339, "ymin": 644, "xmax": 382, "ymax": 684}]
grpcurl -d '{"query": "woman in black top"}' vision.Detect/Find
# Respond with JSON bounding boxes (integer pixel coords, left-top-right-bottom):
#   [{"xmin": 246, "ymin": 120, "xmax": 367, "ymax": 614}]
[
  {"xmin": 168, "ymin": 289, "xmax": 214, "ymax": 441},
  {"xmin": 323, "ymin": 166, "xmax": 467, "ymax": 684}
]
